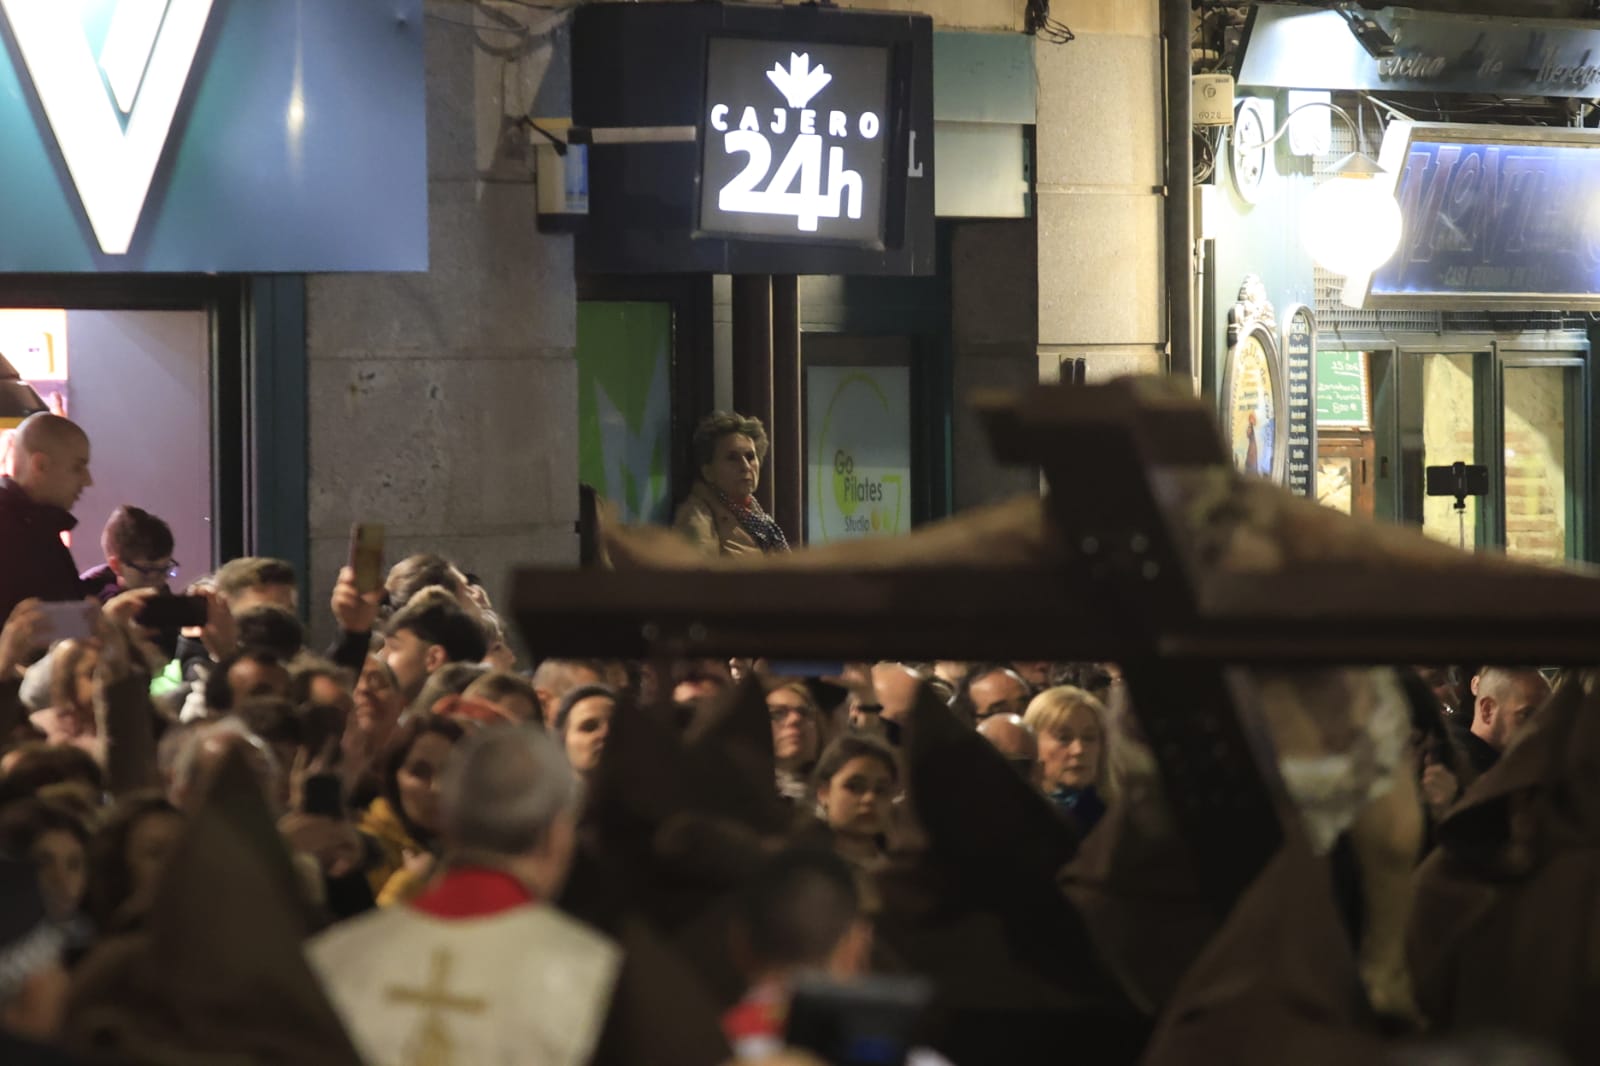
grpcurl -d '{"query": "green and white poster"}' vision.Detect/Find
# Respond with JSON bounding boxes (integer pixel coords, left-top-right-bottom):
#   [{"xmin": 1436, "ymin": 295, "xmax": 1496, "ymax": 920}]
[
  {"xmin": 806, "ymin": 365, "xmax": 911, "ymax": 544},
  {"xmin": 576, "ymin": 302, "xmax": 673, "ymax": 524}
]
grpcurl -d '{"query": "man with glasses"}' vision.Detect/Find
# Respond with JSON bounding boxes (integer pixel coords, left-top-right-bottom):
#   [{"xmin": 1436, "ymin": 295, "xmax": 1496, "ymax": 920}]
[
  {"xmin": 81, "ymin": 505, "xmax": 178, "ymax": 602},
  {"xmin": 80, "ymin": 504, "xmax": 186, "ymax": 662}
]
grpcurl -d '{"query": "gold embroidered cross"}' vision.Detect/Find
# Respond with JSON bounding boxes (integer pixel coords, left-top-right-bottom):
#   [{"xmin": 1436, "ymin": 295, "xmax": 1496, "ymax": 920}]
[{"xmin": 385, "ymin": 949, "xmax": 486, "ymax": 1066}]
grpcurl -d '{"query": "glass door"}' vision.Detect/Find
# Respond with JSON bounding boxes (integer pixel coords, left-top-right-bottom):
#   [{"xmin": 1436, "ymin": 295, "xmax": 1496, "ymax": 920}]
[
  {"xmin": 1323, "ymin": 337, "xmax": 1592, "ymax": 563},
  {"xmin": 1374, "ymin": 348, "xmax": 1491, "ymax": 550},
  {"xmin": 1498, "ymin": 354, "xmax": 1586, "ymax": 565}
]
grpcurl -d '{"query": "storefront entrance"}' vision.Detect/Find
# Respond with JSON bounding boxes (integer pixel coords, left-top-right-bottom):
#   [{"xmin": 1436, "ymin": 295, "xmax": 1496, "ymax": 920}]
[
  {"xmin": 0, "ymin": 275, "xmax": 308, "ymax": 591},
  {"xmin": 1317, "ymin": 335, "xmax": 1591, "ymax": 564}
]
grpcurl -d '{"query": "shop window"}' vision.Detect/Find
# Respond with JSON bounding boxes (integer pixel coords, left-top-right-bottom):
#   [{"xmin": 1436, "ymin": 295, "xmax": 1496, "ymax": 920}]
[
  {"xmin": 576, "ymin": 302, "xmax": 674, "ymax": 525},
  {"xmin": 0, "ymin": 309, "xmax": 213, "ymax": 580}
]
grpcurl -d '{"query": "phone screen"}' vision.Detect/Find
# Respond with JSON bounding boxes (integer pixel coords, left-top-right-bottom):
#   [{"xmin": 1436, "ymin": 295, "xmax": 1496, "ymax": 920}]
[
  {"xmin": 38, "ymin": 601, "xmax": 94, "ymax": 643},
  {"xmin": 136, "ymin": 595, "xmax": 210, "ymax": 630},
  {"xmin": 784, "ymin": 976, "xmax": 932, "ymax": 1066}
]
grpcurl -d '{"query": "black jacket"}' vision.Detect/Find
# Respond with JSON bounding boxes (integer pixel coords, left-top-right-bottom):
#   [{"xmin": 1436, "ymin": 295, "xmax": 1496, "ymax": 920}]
[
  {"xmin": 0, "ymin": 477, "xmax": 83, "ymax": 623},
  {"xmin": 1444, "ymin": 712, "xmax": 1501, "ymax": 782}
]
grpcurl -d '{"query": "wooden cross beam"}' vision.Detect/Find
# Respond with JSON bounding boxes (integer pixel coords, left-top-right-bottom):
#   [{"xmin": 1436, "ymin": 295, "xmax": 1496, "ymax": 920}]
[{"xmin": 516, "ymin": 379, "xmax": 1600, "ymax": 912}]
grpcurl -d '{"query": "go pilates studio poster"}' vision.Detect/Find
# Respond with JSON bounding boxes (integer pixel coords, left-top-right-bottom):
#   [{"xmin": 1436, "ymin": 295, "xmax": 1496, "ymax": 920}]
[{"xmin": 806, "ymin": 365, "xmax": 911, "ymax": 544}]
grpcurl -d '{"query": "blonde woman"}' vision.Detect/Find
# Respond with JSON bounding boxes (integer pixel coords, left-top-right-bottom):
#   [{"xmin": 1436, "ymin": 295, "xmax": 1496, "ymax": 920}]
[{"xmin": 1022, "ymin": 685, "xmax": 1113, "ymax": 834}]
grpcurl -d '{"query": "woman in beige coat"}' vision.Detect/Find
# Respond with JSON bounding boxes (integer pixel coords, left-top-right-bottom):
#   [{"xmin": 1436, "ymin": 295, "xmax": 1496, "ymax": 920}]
[{"xmin": 673, "ymin": 412, "xmax": 791, "ymax": 557}]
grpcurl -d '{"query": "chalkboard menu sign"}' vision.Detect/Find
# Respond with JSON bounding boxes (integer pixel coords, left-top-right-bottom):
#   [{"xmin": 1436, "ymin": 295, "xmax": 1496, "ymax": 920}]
[
  {"xmin": 1316, "ymin": 350, "xmax": 1370, "ymax": 430},
  {"xmin": 1282, "ymin": 306, "xmax": 1315, "ymax": 498}
]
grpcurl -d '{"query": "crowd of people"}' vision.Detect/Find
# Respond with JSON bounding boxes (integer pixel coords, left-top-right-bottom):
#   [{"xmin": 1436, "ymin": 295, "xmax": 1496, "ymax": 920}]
[{"xmin": 0, "ymin": 410, "xmax": 1589, "ymax": 1066}]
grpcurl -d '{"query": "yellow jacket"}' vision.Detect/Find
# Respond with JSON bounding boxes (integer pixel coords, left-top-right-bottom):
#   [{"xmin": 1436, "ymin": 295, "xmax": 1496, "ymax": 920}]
[{"xmin": 358, "ymin": 796, "xmax": 426, "ymax": 904}]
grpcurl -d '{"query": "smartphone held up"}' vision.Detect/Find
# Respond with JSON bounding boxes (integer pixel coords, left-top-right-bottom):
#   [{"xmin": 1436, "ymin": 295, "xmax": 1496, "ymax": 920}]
[{"xmin": 350, "ymin": 523, "xmax": 386, "ymax": 595}]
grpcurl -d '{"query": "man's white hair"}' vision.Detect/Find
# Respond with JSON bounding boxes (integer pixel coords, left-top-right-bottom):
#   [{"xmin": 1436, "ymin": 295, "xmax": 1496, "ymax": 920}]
[{"xmin": 440, "ymin": 725, "xmax": 580, "ymax": 856}]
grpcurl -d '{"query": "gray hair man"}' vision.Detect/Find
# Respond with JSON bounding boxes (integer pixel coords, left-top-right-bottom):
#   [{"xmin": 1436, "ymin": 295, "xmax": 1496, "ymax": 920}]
[{"xmin": 308, "ymin": 726, "xmax": 619, "ymax": 1066}]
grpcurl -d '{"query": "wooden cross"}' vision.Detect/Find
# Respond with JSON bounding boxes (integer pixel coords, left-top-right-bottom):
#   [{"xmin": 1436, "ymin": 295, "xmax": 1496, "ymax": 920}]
[{"xmin": 517, "ymin": 378, "xmax": 1600, "ymax": 914}]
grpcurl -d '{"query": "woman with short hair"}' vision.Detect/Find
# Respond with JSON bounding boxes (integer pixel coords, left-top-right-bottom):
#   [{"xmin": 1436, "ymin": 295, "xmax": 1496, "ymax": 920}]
[
  {"xmin": 674, "ymin": 412, "xmax": 790, "ymax": 556},
  {"xmin": 1022, "ymin": 685, "xmax": 1113, "ymax": 835}
]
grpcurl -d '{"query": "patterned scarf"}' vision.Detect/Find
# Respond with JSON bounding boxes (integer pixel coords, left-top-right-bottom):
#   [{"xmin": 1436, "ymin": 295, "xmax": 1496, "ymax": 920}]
[{"xmin": 717, "ymin": 489, "xmax": 791, "ymax": 553}]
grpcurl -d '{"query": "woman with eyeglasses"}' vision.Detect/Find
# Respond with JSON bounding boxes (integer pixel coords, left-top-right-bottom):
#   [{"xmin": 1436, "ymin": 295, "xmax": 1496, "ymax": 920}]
[{"xmin": 765, "ymin": 680, "xmax": 825, "ymax": 805}]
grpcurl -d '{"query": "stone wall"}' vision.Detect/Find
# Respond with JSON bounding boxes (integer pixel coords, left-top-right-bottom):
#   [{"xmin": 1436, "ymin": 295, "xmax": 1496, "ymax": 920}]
[
  {"xmin": 303, "ymin": 2, "xmax": 576, "ymax": 647},
  {"xmin": 1034, "ymin": 0, "xmax": 1165, "ymax": 384}
]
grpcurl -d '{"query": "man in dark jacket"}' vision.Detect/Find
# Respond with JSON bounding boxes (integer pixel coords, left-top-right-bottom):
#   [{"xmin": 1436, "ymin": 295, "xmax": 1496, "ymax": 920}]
[{"xmin": 0, "ymin": 414, "xmax": 93, "ymax": 622}]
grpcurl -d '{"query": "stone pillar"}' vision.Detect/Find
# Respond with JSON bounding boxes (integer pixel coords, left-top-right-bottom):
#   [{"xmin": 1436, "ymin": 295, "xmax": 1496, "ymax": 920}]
[
  {"xmin": 303, "ymin": 2, "xmax": 576, "ymax": 648},
  {"xmin": 1035, "ymin": 1, "xmax": 1166, "ymax": 384}
]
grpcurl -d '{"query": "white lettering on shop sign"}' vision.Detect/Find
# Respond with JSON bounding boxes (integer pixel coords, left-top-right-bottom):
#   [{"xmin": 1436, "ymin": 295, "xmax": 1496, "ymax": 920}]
[{"xmin": 709, "ymin": 52, "xmax": 880, "ymax": 233}]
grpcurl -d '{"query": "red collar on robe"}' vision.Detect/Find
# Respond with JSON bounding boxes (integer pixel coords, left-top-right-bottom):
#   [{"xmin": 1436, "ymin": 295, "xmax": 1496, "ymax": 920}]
[{"xmin": 410, "ymin": 866, "xmax": 536, "ymax": 919}]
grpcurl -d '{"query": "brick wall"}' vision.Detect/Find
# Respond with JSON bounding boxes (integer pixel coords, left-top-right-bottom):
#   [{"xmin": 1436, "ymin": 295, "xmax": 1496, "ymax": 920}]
[{"xmin": 1503, "ymin": 368, "xmax": 1569, "ymax": 564}]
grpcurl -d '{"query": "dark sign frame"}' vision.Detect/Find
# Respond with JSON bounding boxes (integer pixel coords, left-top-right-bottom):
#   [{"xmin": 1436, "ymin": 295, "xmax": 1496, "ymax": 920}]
[
  {"xmin": 572, "ymin": 1, "xmax": 934, "ymax": 277},
  {"xmin": 1344, "ymin": 121, "xmax": 1600, "ymax": 311}
]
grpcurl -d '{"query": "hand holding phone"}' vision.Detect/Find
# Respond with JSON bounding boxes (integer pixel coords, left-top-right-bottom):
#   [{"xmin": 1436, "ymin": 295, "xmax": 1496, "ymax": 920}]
[
  {"xmin": 349, "ymin": 523, "xmax": 386, "ymax": 595},
  {"xmin": 301, "ymin": 773, "xmax": 345, "ymax": 819},
  {"xmin": 38, "ymin": 601, "xmax": 96, "ymax": 643}
]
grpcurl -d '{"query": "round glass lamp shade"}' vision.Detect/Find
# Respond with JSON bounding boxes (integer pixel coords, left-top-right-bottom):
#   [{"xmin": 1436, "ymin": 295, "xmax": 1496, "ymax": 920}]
[{"xmin": 1302, "ymin": 157, "xmax": 1403, "ymax": 278}]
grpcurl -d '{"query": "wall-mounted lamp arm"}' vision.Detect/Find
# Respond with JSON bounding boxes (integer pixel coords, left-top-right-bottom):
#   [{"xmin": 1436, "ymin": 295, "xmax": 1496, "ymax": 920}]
[{"xmin": 1231, "ymin": 100, "xmax": 1364, "ymax": 156}]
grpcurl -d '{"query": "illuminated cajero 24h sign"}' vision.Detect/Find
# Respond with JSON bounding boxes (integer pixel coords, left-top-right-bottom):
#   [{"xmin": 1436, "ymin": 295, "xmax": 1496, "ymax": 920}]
[{"xmin": 699, "ymin": 37, "xmax": 892, "ymax": 244}]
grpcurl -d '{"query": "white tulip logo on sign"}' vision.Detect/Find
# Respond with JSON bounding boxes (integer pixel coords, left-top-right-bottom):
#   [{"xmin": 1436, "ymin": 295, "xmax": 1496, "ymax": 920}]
[{"xmin": 700, "ymin": 38, "xmax": 891, "ymax": 244}]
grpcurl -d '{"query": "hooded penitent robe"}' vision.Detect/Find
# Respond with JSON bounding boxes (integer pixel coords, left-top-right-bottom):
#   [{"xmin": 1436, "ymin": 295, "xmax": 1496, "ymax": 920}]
[
  {"xmin": 62, "ymin": 749, "xmax": 365, "ymax": 1066},
  {"xmin": 1408, "ymin": 670, "xmax": 1600, "ymax": 1061}
]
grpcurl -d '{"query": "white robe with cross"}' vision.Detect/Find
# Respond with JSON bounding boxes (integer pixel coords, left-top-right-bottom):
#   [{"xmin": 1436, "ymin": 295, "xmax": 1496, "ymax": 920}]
[{"xmin": 308, "ymin": 904, "xmax": 620, "ymax": 1066}]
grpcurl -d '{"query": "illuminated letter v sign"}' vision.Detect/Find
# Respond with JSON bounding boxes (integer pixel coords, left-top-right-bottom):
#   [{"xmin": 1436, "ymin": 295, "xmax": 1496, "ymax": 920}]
[{"xmin": 0, "ymin": 0, "xmax": 215, "ymax": 255}]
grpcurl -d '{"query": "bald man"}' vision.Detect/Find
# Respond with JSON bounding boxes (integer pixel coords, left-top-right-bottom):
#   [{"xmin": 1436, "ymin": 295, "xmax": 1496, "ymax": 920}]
[
  {"xmin": 1459, "ymin": 666, "xmax": 1551, "ymax": 777},
  {"xmin": 977, "ymin": 713, "xmax": 1038, "ymax": 777},
  {"xmin": 0, "ymin": 414, "xmax": 93, "ymax": 621}
]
